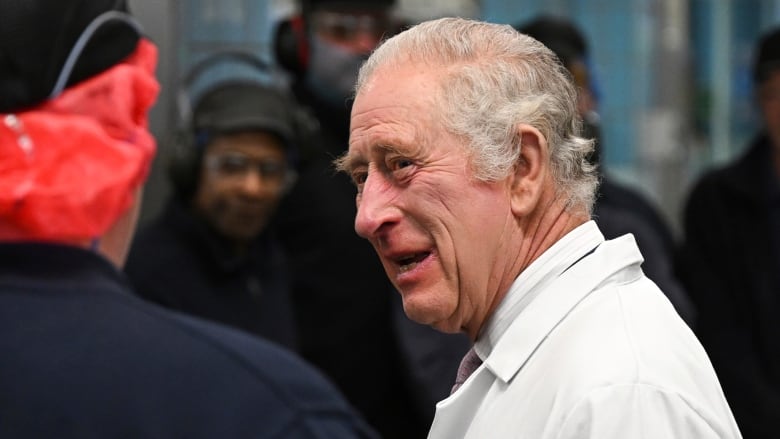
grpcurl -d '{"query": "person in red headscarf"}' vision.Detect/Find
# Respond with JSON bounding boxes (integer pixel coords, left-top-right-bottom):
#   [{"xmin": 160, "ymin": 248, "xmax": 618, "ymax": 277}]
[{"xmin": 0, "ymin": 1, "xmax": 377, "ymax": 437}]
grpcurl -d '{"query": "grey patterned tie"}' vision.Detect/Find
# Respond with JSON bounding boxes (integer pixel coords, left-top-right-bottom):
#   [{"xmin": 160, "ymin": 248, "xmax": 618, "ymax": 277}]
[{"xmin": 450, "ymin": 347, "xmax": 483, "ymax": 394}]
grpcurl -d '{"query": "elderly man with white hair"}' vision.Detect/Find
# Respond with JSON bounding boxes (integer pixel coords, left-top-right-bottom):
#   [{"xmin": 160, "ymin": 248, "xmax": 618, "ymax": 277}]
[{"xmin": 339, "ymin": 17, "xmax": 742, "ymax": 439}]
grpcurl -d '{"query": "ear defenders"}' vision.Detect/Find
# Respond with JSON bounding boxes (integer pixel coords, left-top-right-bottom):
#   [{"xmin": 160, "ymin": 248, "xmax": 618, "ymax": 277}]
[{"xmin": 273, "ymin": 15, "xmax": 310, "ymax": 77}]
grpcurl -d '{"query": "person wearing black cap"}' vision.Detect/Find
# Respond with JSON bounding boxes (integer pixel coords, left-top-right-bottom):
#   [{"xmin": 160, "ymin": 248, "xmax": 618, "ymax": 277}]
[
  {"xmin": 125, "ymin": 78, "xmax": 301, "ymax": 350},
  {"xmin": 0, "ymin": 1, "xmax": 377, "ymax": 437},
  {"xmin": 677, "ymin": 26, "xmax": 780, "ymax": 439},
  {"xmin": 272, "ymin": 1, "xmax": 433, "ymax": 438}
]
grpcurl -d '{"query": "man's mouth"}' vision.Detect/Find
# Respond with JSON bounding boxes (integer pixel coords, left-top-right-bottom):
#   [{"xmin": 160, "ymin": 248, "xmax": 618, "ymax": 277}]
[{"xmin": 397, "ymin": 252, "xmax": 430, "ymax": 273}]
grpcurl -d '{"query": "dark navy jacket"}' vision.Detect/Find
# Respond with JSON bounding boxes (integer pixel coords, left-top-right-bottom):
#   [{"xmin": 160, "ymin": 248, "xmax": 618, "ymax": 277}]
[
  {"xmin": 125, "ymin": 200, "xmax": 297, "ymax": 350},
  {"xmin": 274, "ymin": 85, "xmax": 428, "ymax": 438},
  {"xmin": 0, "ymin": 243, "xmax": 377, "ymax": 438}
]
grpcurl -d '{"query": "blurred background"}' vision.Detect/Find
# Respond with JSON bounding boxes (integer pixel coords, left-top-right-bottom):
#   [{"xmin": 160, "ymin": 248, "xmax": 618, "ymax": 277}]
[{"xmin": 130, "ymin": 0, "xmax": 780, "ymax": 236}]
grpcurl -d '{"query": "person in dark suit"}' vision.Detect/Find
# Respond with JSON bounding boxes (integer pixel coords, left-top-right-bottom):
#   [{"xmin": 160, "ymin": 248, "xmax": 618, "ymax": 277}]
[
  {"xmin": 126, "ymin": 74, "xmax": 302, "ymax": 350},
  {"xmin": 677, "ymin": 26, "xmax": 780, "ymax": 439},
  {"xmin": 0, "ymin": 1, "xmax": 376, "ymax": 437},
  {"xmin": 272, "ymin": 1, "xmax": 436, "ymax": 437}
]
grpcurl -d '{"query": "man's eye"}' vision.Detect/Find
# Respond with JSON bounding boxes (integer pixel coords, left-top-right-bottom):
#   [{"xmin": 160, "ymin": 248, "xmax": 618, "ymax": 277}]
[
  {"xmin": 351, "ymin": 171, "xmax": 368, "ymax": 186},
  {"xmin": 388, "ymin": 157, "xmax": 414, "ymax": 171},
  {"xmin": 329, "ymin": 23, "xmax": 354, "ymax": 40},
  {"xmin": 212, "ymin": 154, "xmax": 250, "ymax": 175},
  {"xmin": 258, "ymin": 161, "xmax": 285, "ymax": 179}
]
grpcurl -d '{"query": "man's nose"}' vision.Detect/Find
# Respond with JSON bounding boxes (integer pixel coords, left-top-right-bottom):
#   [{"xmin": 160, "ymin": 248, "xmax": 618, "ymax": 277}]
[
  {"xmin": 354, "ymin": 172, "xmax": 399, "ymax": 239},
  {"xmin": 238, "ymin": 169, "xmax": 273, "ymax": 196}
]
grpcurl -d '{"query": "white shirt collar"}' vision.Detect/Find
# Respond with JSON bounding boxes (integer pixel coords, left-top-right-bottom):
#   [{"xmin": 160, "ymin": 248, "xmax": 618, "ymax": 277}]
[{"xmin": 474, "ymin": 220, "xmax": 604, "ymax": 360}]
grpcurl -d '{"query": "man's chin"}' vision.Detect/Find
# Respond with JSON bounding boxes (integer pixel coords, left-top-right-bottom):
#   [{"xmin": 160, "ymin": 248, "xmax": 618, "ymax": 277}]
[
  {"xmin": 216, "ymin": 221, "xmax": 266, "ymax": 243},
  {"xmin": 401, "ymin": 296, "xmax": 460, "ymax": 334}
]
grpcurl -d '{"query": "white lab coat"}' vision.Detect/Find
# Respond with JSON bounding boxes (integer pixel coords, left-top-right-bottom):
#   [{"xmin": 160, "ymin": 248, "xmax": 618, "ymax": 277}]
[{"xmin": 428, "ymin": 223, "xmax": 742, "ymax": 439}]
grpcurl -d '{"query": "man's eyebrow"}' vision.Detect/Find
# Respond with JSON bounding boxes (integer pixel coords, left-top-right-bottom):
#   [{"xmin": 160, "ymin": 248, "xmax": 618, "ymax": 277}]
[
  {"xmin": 333, "ymin": 144, "xmax": 401, "ymax": 173},
  {"xmin": 333, "ymin": 152, "xmax": 364, "ymax": 174}
]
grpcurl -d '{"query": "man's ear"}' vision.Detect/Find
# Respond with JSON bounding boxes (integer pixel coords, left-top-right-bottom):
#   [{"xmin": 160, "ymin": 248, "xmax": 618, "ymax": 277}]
[{"xmin": 509, "ymin": 124, "xmax": 548, "ymax": 217}]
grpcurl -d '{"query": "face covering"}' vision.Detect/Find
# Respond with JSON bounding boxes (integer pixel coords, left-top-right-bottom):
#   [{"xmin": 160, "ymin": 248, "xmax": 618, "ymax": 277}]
[{"xmin": 305, "ymin": 35, "xmax": 368, "ymax": 110}]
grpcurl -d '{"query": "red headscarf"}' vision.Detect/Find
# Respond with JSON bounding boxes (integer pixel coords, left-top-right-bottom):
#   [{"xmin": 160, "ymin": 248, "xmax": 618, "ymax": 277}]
[{"xmin": 0, "ymin": 39, "xmax": 159, "ymax": 242}]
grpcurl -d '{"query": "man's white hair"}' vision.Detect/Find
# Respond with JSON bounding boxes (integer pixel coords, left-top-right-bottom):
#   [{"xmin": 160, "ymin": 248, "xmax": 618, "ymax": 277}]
[{"xmin": 356, "ymin": 17, "xmax": 598, "ymax": 212}]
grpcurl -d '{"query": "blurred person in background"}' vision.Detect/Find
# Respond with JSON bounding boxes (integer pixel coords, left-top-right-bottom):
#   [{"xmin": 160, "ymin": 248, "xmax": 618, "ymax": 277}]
[
  {"xmin": 0, "ymin": 1, "xmax": 377, "ymax": 437},
  {"xmin": 516, "ymin": 15, "xmax": 696, "ymax": 327},
  {"xmin": 125, "ymin": 59, "xmax": 306, "ymax": 350},
  {"xmin": 677, "ymin": 26, "xmax": 780, "ymax": 439},
  {"xmin": 272, "ymin": 0, "xmax": 437, "ymax": 436}
]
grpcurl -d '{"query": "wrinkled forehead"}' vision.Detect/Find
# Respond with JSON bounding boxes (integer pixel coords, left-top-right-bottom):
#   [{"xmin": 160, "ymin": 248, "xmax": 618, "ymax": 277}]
[
  {"xmin": 307, "ymin": 0, "xmax": 394, "ymax": 29},
  {"xmin": 348, "ymin": 63, "xmax": 449, "ymax": 151}
]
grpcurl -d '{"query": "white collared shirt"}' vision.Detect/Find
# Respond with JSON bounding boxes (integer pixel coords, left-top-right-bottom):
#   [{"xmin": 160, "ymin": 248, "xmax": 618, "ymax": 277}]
[{"xmin": 428, "ymin": 222, "xmax": 742, "ymax": 439}]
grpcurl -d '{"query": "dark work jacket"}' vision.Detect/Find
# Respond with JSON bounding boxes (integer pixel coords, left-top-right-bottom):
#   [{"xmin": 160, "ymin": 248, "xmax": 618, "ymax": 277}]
[
  {"xmin": 677, "ymin": 134, "xmax": 780, "ymax": 439},
  {"xmin": 0, "ymin": 243, "xmax": 378, "ymax": 439},
  {"xmin": 598, "ymin": 177, "xmax": 677, "ymax": 257},
  {"xmin": 125, "ymin": 199, "xmax": 297, "ymax": 350},
  {"xmin": 273, "ymin": 87, "xmax": 428, "ymax": 439}
]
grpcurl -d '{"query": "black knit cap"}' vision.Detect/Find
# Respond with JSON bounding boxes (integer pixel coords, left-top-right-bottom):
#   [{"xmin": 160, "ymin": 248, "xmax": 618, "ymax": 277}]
[
  {"xmin": 192, "ymin": 81, "xmax": 298, "ymax": 151},
  {"xmin": 754, "ymin": 26, "xmax": 780, "ymax": 84},
  {"xmin": 0, "ymin": 0, "xmax": 141, "ymax": 112}
]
